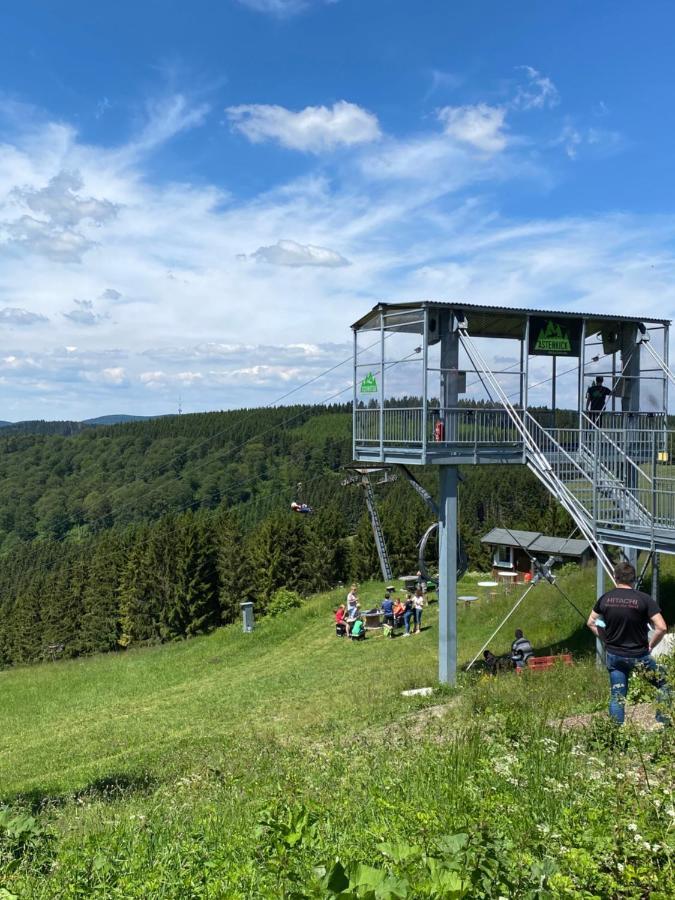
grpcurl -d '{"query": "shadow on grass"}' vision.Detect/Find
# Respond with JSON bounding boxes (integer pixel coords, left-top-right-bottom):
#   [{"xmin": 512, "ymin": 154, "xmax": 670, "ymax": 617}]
[
  {"xmin": 5, "ymin": 771, "xmax": 158, "ymax": 812},
  {"xmin": 537, "ymin": 622, "xmax": 597, "ymax": 659}
]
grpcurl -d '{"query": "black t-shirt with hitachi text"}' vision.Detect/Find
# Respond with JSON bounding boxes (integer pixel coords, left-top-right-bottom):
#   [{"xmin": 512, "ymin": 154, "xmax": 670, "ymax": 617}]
[{"xmin": 593, "ymin": 588, "xmax": 660, "ymax": 657}]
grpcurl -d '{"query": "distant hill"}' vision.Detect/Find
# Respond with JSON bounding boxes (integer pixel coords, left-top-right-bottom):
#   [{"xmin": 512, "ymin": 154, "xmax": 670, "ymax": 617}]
[
  {"xmin": 82, "ymin": 414, "xmax": 156, "ymax": 426},
  {"xmin": 0, "ymin": 414, "xmax": 157, "ymax": 435}
]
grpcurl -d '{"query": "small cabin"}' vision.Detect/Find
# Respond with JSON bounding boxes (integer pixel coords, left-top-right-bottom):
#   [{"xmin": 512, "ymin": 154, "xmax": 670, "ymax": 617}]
[{"xmin": 481, "ymin": 528, "xmax": 591, "ymax": 582}]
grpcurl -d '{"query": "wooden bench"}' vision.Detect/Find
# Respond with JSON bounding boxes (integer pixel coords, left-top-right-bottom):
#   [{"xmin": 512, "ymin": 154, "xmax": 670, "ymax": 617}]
[{"xmin": 526, "ymin": 653, "xmax": 573, "ymax": 671}]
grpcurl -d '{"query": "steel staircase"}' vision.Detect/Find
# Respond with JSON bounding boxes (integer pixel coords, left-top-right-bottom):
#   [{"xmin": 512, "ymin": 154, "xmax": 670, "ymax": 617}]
[{"xmin": 458, "ymin": 329, "xmax": 617, "ymax": 579}]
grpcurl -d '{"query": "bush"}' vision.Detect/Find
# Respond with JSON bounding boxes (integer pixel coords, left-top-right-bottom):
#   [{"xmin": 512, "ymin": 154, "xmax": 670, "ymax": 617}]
[{"xmin": 267, "ymin": 588, "xmax": 304, "ymax": 618}]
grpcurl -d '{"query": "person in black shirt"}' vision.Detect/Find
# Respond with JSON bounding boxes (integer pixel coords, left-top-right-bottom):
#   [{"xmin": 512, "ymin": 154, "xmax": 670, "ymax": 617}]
[
  {"xmin": 588, "ymin": 561, "xmax": 670, "ymax": 725},
  {"xmin": 585, "ymin": 376, "xmax": 612, "ymax": 424}
]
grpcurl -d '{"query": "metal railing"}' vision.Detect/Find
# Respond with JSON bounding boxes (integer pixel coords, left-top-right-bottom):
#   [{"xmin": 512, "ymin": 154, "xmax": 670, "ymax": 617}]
[{"xmin": 353, "ymin": 402, "xmax": 675, "ymax": 539}]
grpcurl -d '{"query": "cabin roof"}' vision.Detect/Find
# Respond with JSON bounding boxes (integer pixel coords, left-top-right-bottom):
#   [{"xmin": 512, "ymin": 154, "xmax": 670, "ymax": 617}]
[
  {"xmin": 481, "ymin": 528, "xmax": 590, "ymax": 557},
  {"xmin": 352, "ymin": 300, "xmax": 670, "ymax": 339}
]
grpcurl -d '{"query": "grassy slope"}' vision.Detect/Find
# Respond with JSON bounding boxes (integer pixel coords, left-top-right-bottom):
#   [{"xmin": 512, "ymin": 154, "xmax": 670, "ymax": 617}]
[
  {"xmin": 2, "ymin": 569, "xmax": 603, "ymax": 801},
  {"xmin": 3, "ymin": 567, "xmax": 674, "ymax": 898}
]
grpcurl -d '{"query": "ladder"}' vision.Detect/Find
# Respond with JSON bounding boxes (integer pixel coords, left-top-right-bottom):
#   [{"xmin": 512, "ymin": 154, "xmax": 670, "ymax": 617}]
[{"xmin": 363, "ymin": 480, "xmax": 393, "ymax": 582}]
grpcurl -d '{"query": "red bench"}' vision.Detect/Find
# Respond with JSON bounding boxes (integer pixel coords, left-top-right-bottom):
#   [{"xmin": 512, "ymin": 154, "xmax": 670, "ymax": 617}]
[{"xmin": 526, "ymin": 653, "xmax": 573, "ymax": 671}]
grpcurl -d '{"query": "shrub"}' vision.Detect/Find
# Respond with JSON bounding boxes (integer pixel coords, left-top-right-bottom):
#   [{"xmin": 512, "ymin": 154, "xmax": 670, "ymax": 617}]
[{"xmin": 267, "ymin": 588, "xmax": 304, "ymax": 618}]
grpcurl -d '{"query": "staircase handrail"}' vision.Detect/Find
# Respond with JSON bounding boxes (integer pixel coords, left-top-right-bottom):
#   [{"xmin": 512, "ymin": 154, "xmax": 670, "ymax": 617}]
[
  {"xmin": 580, "ymin": 411, "xmax": 653, "ymax": 487},
  {"xmin": 457, "ymin": 327, "xmax": 615, "ymax": 580}
]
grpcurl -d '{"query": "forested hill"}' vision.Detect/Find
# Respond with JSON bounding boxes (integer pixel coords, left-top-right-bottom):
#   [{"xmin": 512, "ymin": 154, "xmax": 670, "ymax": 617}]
[{"xmin": 0, "ymin": 403, "xmax": 570, "ymax": 667}]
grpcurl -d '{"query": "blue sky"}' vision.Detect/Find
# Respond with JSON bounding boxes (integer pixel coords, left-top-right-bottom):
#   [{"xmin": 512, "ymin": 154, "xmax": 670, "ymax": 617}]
[{"xmin": 0, "ymin": 0, "xmax": 674, "ymax": 418}]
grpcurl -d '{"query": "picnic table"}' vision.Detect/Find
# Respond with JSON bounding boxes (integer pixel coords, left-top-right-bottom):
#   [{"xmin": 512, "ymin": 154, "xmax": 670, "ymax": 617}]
[{"xmin": 363, "ymin": 609, "xmax": 384, "ymax": 630}]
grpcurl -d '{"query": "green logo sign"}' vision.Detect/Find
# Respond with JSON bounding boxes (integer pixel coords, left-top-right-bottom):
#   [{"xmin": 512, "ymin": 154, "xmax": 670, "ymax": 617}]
[
  {"xmin": 534, "ymin": 320, "xmax": 572, "ymax": 354},
  {"xmin": 360, "ymin": 372, "xmax": 378, "ymax": 393}
]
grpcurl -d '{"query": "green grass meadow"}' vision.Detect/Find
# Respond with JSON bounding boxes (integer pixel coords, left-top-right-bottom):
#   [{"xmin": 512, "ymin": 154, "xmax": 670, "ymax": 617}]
[{"xmin": 1, "ymin": 569, "xmax": 674, "ymax": 898}]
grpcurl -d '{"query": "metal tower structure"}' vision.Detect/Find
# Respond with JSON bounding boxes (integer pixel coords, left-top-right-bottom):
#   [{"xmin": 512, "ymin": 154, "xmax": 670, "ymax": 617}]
[
  {"xmin": 351, "ymin": 301, "xmax": 674, "ymax": 684},
  {"xmin": 342, "ymin": 466, "xmax": 396, "ymax": 582}
]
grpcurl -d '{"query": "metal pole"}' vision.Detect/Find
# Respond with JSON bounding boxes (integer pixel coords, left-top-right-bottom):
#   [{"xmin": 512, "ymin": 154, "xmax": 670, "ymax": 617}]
[
  {"xmin": 438, "ymin": 314, "xmax": 460, "ymax": 685},
  {"xmin": 422, "ymin": 306, "xmax": 428, "ymax": 463},
  {"xmin": 551, "ymin": 355, "xmax": 557, "ymax": 428},
  {"xmin": 664, "ymin": 323, "xmax": 670, "ymax": 415},
  {"xmin": 595, "ymin": 558, "xmax": 606, "ymax": 668},
  {"xmin": 438, "ymin": 465, "xmax": 458, "ymax": 684},
  {"xmin": 652, "ymin": 552, "xmax": 660, "ymax": 608},
  {"xmin": 352, "ymin": 328, "xmax": 357, "ymax": 460},
  {"xmin": 522, "ymin": 316, "xmax": 530, "ymax": 412},
  {"xmin": 578, "ymin": 318, "xmax": 587, "ymax": 431},
  {"xmin": 379, "ymin": 312, "xmax": 385, "ymax": 462},
  {"xmin": 611, "ymin": 351, "xmax": 616, "ymax": 413}
]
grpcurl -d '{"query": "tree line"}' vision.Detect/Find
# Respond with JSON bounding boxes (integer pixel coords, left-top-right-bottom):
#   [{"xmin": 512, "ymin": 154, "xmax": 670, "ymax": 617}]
[{"xmin": 0, "ymin": 404, "xmax": 570, "ymax": 667}]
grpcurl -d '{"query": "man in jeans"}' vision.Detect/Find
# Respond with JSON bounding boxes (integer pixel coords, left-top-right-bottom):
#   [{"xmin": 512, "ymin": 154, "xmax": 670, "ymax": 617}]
[{"xmin": 588, "ymin": 561, "xmax": 670, "ymax": 725}]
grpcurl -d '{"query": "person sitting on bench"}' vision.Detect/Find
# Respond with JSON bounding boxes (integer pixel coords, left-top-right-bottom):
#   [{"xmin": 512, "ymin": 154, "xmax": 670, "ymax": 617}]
[
  {"xmin": 511, "ymin": 629, "xmax": 534, "ymax": 670},
  {"xmin": 335, "ymin": 604, "xmax": 347, "ymax": 637},
  {"xmin": 350, "ymin": 617, "xmax": 365, "ymax": 640},
  {"xmin": 393, "ymin": 598, "xmax": 406, "ymax": 629}
]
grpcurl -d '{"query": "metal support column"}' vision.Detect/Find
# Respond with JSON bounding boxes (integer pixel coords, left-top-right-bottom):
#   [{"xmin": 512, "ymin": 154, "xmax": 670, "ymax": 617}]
[
  {"xmin": 652, "ymin": 552, "xmax": 660, "ymax": 608},
  {"xmin": 440, "ymin": 310, "xmax": 459, "ymax": 439},
  {"xmin": 438, "ymin": 313, "xmax": 460, "ymax": 684},
  {"xmin": 422, "ymin": 307, "xmax": 428, "ymax": 463},
  {"xmin": 578, "ymin": 318, "xmax": 587, "ymax": 431},
  {"xmin": 439, "ymin": 465, "xmax": 458, "ymax": 684},
  {"xmin": 621, "ymin": 324, "xmax": 640, "ymax": 567},
  {"xmin": 595, "ymin": 559, "xmax": 606, "ymax": 668},
  {"xmin": 352, "ymin": 328, "xmax": 357, "ymax": 461},
  {"xmin": 379, "ymin": 312, "xmax": 385, "ymax": 461}
]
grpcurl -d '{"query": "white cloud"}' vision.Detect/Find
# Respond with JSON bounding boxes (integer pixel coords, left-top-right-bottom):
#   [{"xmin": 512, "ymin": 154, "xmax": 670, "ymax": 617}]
[
  {"xmin": 63, "ymin": 299, "xmax": 108, "ymax": 326},
  {"xmin": 226, "ymin": 100, "xmax": 380, "ymax": 153},
  {"xmin": 101, "ymin": 367, "xmax": 126, "ymax": 384},
  {"xmin": 0, "ymin": 307, "xmax": 48, "ymax": 326},
  {"xmin": 235, "ymin": 0, "xmax": 336, "ymax": 15},
  {"xmin": 513, "ymin": 66, "xmax": 560, "ymax": 111},
  {"xmin": 3, "ymin": 170, "xmax": 117, "ymax": 262},
  {"xmin": 437, "ymin": 104, "xmax": 508, "ymax": 154},
  {"xmin": 251, "ymin": 239, "xmax": 349, "ymax": 267},
  {"xmin": 0, "ymin": 84, "xmax": 671, "ymax": 420}
]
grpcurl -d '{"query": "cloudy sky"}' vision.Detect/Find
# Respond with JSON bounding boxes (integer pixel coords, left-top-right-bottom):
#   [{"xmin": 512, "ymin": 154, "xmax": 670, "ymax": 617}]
[{"xmin": 0, "ymin": 0, "xmax": 674, "ymax": 419}]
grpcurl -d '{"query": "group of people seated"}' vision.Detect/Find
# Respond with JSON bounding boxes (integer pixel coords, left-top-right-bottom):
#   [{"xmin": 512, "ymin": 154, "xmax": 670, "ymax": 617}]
[
  {"xmin": 482, "ymin": 628, "xmax": 534, "ymax": 674},
  {"xmin": 334, "ymin": 583, "xmax": 427, "ymax": 640}
]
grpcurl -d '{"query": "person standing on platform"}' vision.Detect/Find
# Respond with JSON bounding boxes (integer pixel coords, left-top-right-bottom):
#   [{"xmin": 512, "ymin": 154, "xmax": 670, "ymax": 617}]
[
  {"xmin": 588, "ymin": 561, "xmax": 670, "ymax": 726},
  {"xmin": 585, "ymin": 376, "xmax": 612, "ymax": 425}
]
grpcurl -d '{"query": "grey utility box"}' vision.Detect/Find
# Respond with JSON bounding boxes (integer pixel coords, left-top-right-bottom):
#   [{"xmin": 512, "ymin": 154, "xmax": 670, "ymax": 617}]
[{"xmin": 240, "ymin": 601, "xmax": 254, "ymax": 633}]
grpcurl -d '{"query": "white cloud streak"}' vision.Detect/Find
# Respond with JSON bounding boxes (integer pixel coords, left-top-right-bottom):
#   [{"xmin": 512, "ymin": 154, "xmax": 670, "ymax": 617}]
[
  {"xmin": 437, "ymin": 104, "xmax": 508, "ymax": 154},
  {"xmin": 226, "ymin": 100, "xmax": 381, "ymax": 152}
]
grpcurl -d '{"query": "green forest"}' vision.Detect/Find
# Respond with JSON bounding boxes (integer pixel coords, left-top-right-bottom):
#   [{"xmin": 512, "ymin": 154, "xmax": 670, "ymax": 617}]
[{"xmin": 0, "ymin": 404, "xmax": 572, "ymax": 667}]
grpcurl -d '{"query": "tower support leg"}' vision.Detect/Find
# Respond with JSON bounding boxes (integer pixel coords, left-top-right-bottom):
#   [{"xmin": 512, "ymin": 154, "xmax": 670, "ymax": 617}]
[
  {"xmin": 596, "ymin": 557, "xmax": 606, "ymax": 669},
  {"xmin": 439, "ymin": 465, "xmax": 458, "ymax": 684},
  {"xmin": 652, "ymin": 552, "xmax": 660, "ymax": 607}
]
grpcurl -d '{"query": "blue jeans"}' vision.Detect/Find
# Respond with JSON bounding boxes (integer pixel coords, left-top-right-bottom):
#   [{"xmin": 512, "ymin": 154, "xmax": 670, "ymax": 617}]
[
  {"xmin": 606, "ymin": 652, "xmax": 671, "ymax": 725},
  {"xmin": 414, "ymin": 609, "xmax": 422, "ymax": 630},
  {"xmin": 403, "ymin": 610, "xmax": 414, "ymax": 634}
]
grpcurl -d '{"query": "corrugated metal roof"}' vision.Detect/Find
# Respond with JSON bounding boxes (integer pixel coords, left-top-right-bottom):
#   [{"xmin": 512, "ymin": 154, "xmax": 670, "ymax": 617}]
[
  {"xmin": 480, "ymin": 528, "xmax": 541, "ymax": 548},
  {"xmin": 529, "ymin": 536, "xmax": 590, "ymax": 556},
  {"xmin": 481, "ymin": 528, "xmax": 590, "ymax": 557},
  {"xmin": 352, "ymin": 300, "xmax": 670, "ymax": 334}
]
